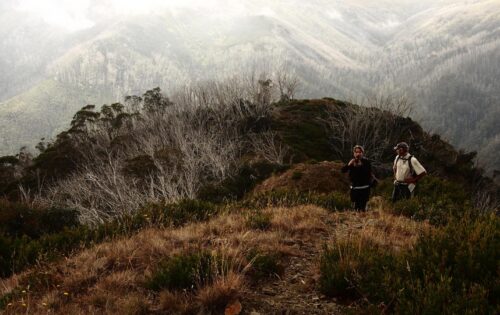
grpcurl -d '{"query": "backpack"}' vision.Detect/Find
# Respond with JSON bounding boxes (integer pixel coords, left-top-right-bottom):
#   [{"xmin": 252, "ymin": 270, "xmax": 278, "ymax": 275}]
[{"xmin": 396, "ymin": 155, "xmax": 416, "ymax": 177}]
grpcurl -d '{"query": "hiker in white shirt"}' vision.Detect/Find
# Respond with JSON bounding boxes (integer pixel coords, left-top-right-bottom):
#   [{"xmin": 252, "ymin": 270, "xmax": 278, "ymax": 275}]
[{"xmin": 392, "ymin": 142, "xmax": 427, "ymax": 202}]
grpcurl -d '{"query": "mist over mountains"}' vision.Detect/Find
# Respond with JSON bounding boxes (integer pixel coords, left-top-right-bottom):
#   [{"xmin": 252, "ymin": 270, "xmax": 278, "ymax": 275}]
[{"xmin": 0, "ymin": 0, "xmax": 499, "ymax": 171}]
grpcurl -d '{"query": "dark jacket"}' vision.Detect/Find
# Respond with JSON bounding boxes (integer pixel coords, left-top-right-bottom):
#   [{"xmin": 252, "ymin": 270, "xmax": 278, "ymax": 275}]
[{"xmin": 341, "ymin": 158, "xmax": 372, "ymax": 187}]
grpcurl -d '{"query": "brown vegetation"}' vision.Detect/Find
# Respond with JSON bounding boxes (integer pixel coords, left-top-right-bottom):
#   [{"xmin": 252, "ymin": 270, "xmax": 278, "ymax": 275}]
[
  {"xmin": 0, "ymin": 201, "xmax": 426, "ymax": 314},
  {"xmin": 252, "ymin": 161, "xmax": 350, "ymax": 195}
]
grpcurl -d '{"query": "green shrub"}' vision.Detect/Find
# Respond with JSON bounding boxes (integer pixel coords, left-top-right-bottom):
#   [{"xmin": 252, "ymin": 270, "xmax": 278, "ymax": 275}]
[
  {"xmin": 246, "ymin": 249, "xmax": 283, "ymax": 280},
  {"xmin": 0, "ymin": 200, "xmax": 79, "ymax": 238},
  {"xmin": 395, "ymin": 274, "xmax": 492, "ymax": 315},
  {"xmin": 0, "ymin": 235, "xmax": 14, "ymax": 277},
  {"xmin": 392, "ymin": 198, "xmax": 423, "ymax": 217},
  {"xmin": 318, "ymin": 214, "xmax": 500, "ymax": 313},
  {"xmin": 314, "ymin": 192, "xmax": 351, "ymax": 211},
  {"xmin": 407, "ymin": 214, "xmax": 499, "ymax": 306},
  {"xmin": 0, "ymin": 225, "xmax": 97, "ymax": 278},
  {"xmin": 394, "ymin": 197, "xmax": 472, "ymax": 226},
  {"xmin": 0, "ymin": 199, "xmax": 221, "ymax": 280},
  {"xmin": 319, "ymin": 241, "xmax": 398, "ymax": 301},
  {"xmin": 0, "ymin": 290, "xmax": 15, "ymax": 310},
  {"xmin": 198, "ymin": 162, "xmax": 289, "ymax": 203},
  {"xmin": 140, "ymin": 199, "xmax": 218, "ymax": 227},
  {"xmin": 416, "ymin": 176, "xmax": 470, "ymax": 205},
  {"xmin": 291, "ymin": 171, "xmax": 303, "ymax": 180},
  {"xmin": 382, "ymin": 176, "xmax": 474, "ymax": 225},
  {"xmin": 246, "ymin": 211, "xmax": 272, "ymax": 230},
  {"xmin": 146, "ymin": 252, "xmax": 215, "ymax": 291},
  {"xmin": 271, "ymin": 100, "xmax": 334, "ymax": 162}
]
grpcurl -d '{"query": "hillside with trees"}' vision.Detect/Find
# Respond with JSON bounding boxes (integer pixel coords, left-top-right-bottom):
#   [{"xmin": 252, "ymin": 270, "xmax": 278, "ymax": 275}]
[
  {"xmin": 0, "ymin": 79, "xmax": 498, "ymax": 314},
  {"xmin": 1, "ymin": 0, "xmax": 499, "ymax": 175}
]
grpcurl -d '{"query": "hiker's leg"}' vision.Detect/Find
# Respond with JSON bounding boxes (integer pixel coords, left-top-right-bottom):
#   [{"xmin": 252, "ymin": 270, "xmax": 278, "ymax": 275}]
[
  {"xmin": 402, "ymin": 186, "xmax": 411, "ymax": 199},
  {"xmin": 350, "ymin": 189, "xmax": 357, "ymax": 209},
  {"xmin": 393, "ymin": 185, "xmax": 411, "ymax": 202},
  {"xmin": 352, "ymin": 189, "xmax": 369, "ymax": 211},
  {"xmin": 357, "ymin": 188, "xmax": 370, "ymax": 211},
  {"xmin": 392, "ymin": 185, "xmax": 401, "ymax": 202},
  {"xmin": 351, "ymin": 189, "xmax": 362, "ymax": 210},
  {"xmin": 361, "ymin": 188, "xmax": 370, "ymax": 211}
]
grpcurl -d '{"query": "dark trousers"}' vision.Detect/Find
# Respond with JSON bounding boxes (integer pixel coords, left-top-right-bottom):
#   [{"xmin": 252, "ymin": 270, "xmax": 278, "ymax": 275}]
[
  {"xmin": 392, "ymin": 184, "xmax": 411, "ymax": 202},
  {"xmin": 350, "ymin": 187, "xmax": 370, "ymax": 211}
]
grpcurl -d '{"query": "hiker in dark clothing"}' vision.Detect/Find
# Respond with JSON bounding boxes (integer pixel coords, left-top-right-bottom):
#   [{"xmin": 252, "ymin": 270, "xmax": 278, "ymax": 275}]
[{"xmin": 342, "ymin": 145, "xmax": 375, "ymax": 211}]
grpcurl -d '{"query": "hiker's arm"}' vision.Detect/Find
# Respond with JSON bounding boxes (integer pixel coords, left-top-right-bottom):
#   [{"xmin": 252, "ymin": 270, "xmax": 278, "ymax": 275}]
[
  {"xmin": 392, "ymin": 161, "xmax": 397, "ymax": 179},
  {"xmin": 370, "ymin": 167, "xmax": 379, "ymax": 186},
  {"xmin": 405, "ymin": 157, "xmax": 427, "ymax": 183},
  {"xmin": 405, "ymin": 171, "xmax": 427, "ymax": 184},
  {"xmin": 341, "ymin": 159, "xmax": 355, "ymax": 173},
  {"xmin": 367, "ymin": 161, "xmax": 376, "ymax": 180}
]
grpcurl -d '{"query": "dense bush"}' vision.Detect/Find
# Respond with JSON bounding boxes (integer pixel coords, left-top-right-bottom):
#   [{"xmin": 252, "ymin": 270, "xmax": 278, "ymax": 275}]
[
  {"xmin": 246, "ymin": 211, "xmax": 272, "ymax": 230},
  {"xmin": 291, "ymin": 171, "xmax": 303, "ymax": 180},
  {"xmin": 139, "ymin": 199, "xmax": 218, "ymax": 227},
  {"xmin": 319, "ymin": 214, "xmax": 500, "ymax": 313},
  {"xmin": 376, "ymin": 176, "xmax": 473, "ymax": 225},
  {"xmin": 146, "ymin": 252, "xmax": 215, "ymax": 291},
  {"xmin": 0, "ymin": 199, "xmax": 219, "ymax": 279},
  {"xmin": 246, "ymin": 249, "xmax": 284, "ymax": 281},
  {"xmin": 0, "ymin": 199, "xmax": 78, "ymax": 238},
  {"xmin": 272, "ymin": 100, "xmax": 335, "ymax": 162},
  {"xmin": 0, "ymin": 224, "xmax": 110, "ymax": 278},
  {"xmin": 319, "ymin": 241, "xmax": 398, "ymax": 302},
  {"xmin": 198, "ymin": 161, "xmax": 289, "ymax": 203}
]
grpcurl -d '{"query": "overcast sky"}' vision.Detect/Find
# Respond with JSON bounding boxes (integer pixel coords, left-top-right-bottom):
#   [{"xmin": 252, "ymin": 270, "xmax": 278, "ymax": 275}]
[
  {"xmin": 12, "ymin": 0, "xmax": 234, "ymax": 31},
  {"xmin": 12, "ymin": 0, "xmax": 264, "ymax": 31},
  {"xmin": 9, "ymin": 0, "xmax": 446, "ymax": 32}
]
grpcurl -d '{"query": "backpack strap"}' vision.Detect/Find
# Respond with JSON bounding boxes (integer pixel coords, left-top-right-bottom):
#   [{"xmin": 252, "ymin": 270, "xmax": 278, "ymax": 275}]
[{"xmin": 408, "ymin": 155, "xmax": 415, "ymax": 177}]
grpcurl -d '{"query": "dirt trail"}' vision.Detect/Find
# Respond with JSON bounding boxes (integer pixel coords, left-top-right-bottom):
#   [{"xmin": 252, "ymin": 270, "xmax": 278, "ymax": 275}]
[
  {"xmin": 241, "ymin": 215, "xmax": 343, "ymax": 315},
  {"xmin": 240, "ymin": 206, "xmax": 424, "ymax": 315}
]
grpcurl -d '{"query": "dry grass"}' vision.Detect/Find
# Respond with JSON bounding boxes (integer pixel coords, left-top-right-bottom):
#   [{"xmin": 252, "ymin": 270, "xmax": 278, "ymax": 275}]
[
  {"xmin": 330, "ymin": 196, "xmax": 431, "ymax": 250},
  {"xmin": 0, "ymin": 202, "xmax": 427, "ymax": 314},
  {"xmin": 269, "ymin": 205, "xmax": 330, "ymax": 236},
  {"xmin": 159, "ymin": 290, "xmax": 191, "ymax": 313},
  {"xmin": 253, "ymin": 161, "xmax": 350, "ymax": 194},
  {"xmin": 196, "ymin": 272, "xmax": 243, "ymax": 313}
]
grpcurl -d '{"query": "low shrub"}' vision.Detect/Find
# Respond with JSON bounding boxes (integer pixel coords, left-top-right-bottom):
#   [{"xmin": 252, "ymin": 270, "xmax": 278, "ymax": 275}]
[
  {"xmin": 406, "ymin": 213, "xmax": 499, "ymax": 308},
  {"xmin": 246, "ymin": 211, "xmax": 272, "ymax": 230},
  {"xmin": 146, "ymin": 252, "xmax": 215, "ymax": 291},
  {"xmin": 319, "ymin": 214, "xmax": 500, "ymax": 313},
  {"xmin": 246, "ymin": 249, "xmax": 283, "ymax": 280},
  {"xmin": 198, "ymin": 161, "xmax": 290, "ymax": 203},
  {"xmin": 0, "ymin": 199, "xmax": 219, "ymax": 280},
  {"xmin": 146, "ymin": 250, "xmax": 239, "ymax": 293},
  {"xmin": 379, "ymin": 176, "xmax": 474, "ymax": 225},
  {"xmin": 0, "ymin": 199, "xmax": 78, "ymax": 238},
  {"xmin": 139, "ymin": 199, "xmax": 218, "ymax": 227},
  {"xmin": 0, "ymin": 225, "xmax": 100, "ymax": 278},
  {"xmin": 0, "ymin": 290, "xmax": 16, "ymax": 310},
  {"xmin": 319, "ymin": 241, "xmax": 398, "ymax": 302},
  {"xmin": 392, "ymin": 197, "xmax": 470, "ymax": 226},
  {"xmin": 291, "ymin": 171, "xmax": 303, "ymax": 180}
]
